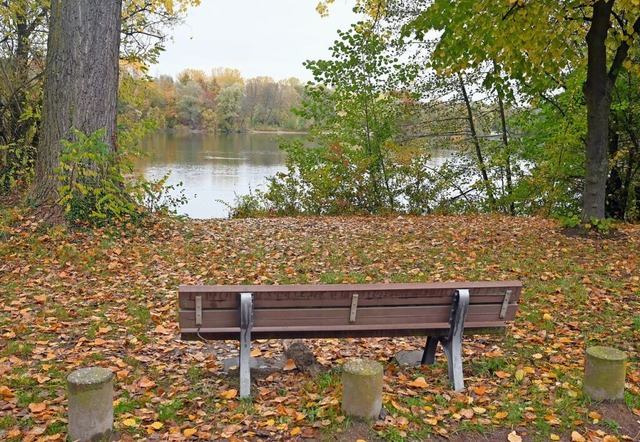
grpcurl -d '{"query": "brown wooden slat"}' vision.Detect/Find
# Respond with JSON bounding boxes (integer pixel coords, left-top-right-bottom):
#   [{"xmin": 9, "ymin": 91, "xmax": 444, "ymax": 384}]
[
  {"xmin": 179, "ymin": 281, "xmax": 521, "ymax": 294},
  {"xmin": 178, "ymin": 304, "xmax": 518, "ymax": 330},
  {"xmin": 178, "ymin": 282, "xmax": 521, "ymax": 309}
]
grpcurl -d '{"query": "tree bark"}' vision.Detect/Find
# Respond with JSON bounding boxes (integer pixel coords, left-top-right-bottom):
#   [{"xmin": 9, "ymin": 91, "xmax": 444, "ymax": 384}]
[
  {"xmin": 582, "ymin": 0, "xmax": 614, "ymax": 221},
  {"xmin": 458, "ymin": 74, "xmax": 496, "ymax": 209},
  {"xmin": 496, "ymin": 90, "xmax": 515, "ymax": 215},
  {"xmin": 31, "ymin": 0, "xmax": 122, "ymax": 208}
]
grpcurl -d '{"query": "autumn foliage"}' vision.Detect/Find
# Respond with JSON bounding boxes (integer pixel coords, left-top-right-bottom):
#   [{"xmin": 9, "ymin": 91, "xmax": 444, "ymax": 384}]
[{"xmin": 0, "ymin": 211, "xmax": 638, "ymax": 440}]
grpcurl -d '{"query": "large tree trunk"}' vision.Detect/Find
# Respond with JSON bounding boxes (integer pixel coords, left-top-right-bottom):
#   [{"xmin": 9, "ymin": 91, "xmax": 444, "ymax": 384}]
[
  {"xmin": 582, "ymin": 0, "xmax": 614, "ymax": 221},
  {"xmin": 31, "ymin": 0, "xmax": 122, "ymax": 208}
]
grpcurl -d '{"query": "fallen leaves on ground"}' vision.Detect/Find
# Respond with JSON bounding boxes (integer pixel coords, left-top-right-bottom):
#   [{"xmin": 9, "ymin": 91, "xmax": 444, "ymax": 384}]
[{"xmin": 0, "ymin": 212, "xmax": 638, "ymax": 441}]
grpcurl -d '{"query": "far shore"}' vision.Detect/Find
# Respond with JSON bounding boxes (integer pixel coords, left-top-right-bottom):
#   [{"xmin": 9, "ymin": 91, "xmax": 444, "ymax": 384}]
[{"xmin": 153, "ymin": 128, "xmax": 309, "ymax": 135}]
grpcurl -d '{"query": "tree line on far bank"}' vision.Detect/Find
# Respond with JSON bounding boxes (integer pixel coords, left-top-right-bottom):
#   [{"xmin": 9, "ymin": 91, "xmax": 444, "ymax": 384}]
[{"xmin": 120, "ymin": 67, "xmax": 311, "ymax": 134}]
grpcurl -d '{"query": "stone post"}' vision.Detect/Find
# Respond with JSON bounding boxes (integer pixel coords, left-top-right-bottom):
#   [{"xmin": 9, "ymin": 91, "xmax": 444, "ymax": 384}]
[
  {"xmin": 341, "ymin": 358, "xmax": 383, "ymax": 419},
  {"xmin": 583, "ymin": 346, "xmax": 626, "ymax": 401},
  {"xmin": 67, "ymin": 367, "xmax": 114, "ymax": 442}
]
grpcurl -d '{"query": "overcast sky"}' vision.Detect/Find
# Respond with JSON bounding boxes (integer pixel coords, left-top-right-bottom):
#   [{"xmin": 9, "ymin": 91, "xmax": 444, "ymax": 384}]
[{"xmin": 150, "ymin": 0, "xmax": 360, "ymax": 82}]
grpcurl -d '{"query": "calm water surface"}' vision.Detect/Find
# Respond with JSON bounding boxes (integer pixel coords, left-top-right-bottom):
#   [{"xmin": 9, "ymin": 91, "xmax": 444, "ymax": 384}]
[
  {"xmin": 137, "ymin": 132, "xmax": 454, "ymax": 218},
  {"xmin": 138, "ymin": 132, "xmax": 296, "ymax": 218}
]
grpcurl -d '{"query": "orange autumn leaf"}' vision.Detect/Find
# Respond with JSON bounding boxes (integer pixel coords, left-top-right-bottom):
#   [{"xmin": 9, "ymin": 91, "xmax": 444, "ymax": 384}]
[
  {"xmin": 407, "ymin": 376, "xmax": 428, "ymax": 388},
  {"xmin": 220, "ymin": 389, "xmax": 238, "ymax": 399},
  {"xmin": 471, "ymin": 384, "xmax": 487, "ymax": 396},
  {"xmin": 28, "ymin": 402, "xmax": 46, "ymax": 413},
  {"xmin": 283, "ymin": 359, "xmax": 297, "ymax": 371},
  {"xmin": 183, "ymin": 428, "xmax": 197, "ymax": 437},
  {"xmin": 494, "ymin": 411, "xmax": 508, "ymax": 420},
  {"xmin": 0, "ymin": 385, "xmax": 15, "ymax": 398},
  {"xmin": 139, "ymin": 377, "xmax": 156, "ymax": 389}
]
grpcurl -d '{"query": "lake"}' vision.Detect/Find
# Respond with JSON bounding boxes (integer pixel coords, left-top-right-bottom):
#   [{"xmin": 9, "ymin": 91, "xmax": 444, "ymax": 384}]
[
  {"xmin": 138, "ymin": 132, "xmax": 296, "ymax": 218},
  {"xmin": 137, "ymin": 132, "xmax": 453, "ymax": 218}
]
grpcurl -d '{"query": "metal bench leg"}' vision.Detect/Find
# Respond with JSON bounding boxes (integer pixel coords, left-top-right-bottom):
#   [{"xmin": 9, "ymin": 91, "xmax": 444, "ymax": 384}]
[
  {"xmin": 421, "ymin": 336, "xmax": 440, "ymax": 365},
  {"xmin": 239, "ymin": 292, "xmax": 254, "ymax": 398},
  {"xmin": 440, "ymin": 289, "xmax": 469, "ymax": 391}
]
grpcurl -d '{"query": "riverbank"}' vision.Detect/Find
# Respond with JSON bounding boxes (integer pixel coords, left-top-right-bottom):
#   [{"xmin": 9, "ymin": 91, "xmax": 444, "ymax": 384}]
[{"xmin": 0, "ymin": 213, "xmax": 638, "ymax": 441}]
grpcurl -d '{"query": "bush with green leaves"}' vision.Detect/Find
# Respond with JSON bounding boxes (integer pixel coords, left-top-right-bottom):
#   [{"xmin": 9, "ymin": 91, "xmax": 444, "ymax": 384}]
[
  {"xmin": 55, "ymin": 128, "xmax": 186, "ymax": 225},
  {"xmin": 56, "ymin": 129, "xmax": 139, "ymax": 224}
]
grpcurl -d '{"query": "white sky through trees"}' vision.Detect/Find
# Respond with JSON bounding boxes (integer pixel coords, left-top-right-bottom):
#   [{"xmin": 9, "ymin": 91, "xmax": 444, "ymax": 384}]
[{"xmin": 151, "ymin": 0, "xmax": 359, "ymax": 81}]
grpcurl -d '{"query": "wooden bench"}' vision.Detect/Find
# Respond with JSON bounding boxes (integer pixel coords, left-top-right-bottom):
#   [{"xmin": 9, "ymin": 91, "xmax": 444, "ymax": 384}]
[{"xmin": 178, "ymin": 281, "xmax": 522, "ymax": 398}]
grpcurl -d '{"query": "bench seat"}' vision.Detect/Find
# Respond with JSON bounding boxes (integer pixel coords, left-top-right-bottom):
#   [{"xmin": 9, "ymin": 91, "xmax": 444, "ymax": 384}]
[{"xmin": 178, "ymin": 281, "xmax": 522, "ymax": 397}]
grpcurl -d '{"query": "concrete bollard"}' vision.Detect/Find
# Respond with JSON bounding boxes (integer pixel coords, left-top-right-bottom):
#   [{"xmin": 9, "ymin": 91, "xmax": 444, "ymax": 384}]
[
  {"xmin": 67, "ymin": 367, "xmax": 114, "ymax": 442},
  {"xmin": 341, "ymin": 358, "xmax": 383, "ymax": 419},
  {"xmin": 583, "ymin": 346, "xmax": 627, "ymax": 401}
]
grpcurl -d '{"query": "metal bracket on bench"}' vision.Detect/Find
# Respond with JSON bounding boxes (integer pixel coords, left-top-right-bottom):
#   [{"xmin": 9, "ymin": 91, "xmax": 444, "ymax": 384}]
[
  {"xmin": 499, "ymin": 290, "xmax": 512, "ymax": 319},
  {"xmin": 195, "ymin": 295, "xmax": 203, "ymax": 326},
  {"xmin": 239, "ymin": 292, "xmax": 254, "ymax": 398},
  {"xmin": 349, "ymin": 293, "xmax": 359, "ymax": 323},
  {"xmin": 421, "ymin": 289, "xmax": 470, "ymax": 391}
]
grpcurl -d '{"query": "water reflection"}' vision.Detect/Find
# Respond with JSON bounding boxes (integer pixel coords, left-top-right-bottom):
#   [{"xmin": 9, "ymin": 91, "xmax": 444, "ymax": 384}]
[{"xmin": 138, "ymin": 132, "xmax": 295, "ymax": 219}]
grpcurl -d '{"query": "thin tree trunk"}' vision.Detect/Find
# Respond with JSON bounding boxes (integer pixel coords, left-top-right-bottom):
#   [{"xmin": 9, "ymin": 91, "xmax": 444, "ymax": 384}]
[
  {"xmin": 496, "ymin": 91, "xmax": 515, "ymax": 215},
  {"xmin": 458, "ymin": 74, "xmax": 496, "ymax": 209},
  {"xmin": 31, "ymin": 0, "xmax": 122, "ymax": 209}
]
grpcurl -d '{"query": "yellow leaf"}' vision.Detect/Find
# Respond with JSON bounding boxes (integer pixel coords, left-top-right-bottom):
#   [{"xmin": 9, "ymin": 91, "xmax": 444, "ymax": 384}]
[
  {"xmin": 571, "ymin": 431, "xmax": 586, "ymax": 442},
  {"xmin": 149, "ymin": 421, "xmax": 164, "ymax": 430},
  {"xmin": 283, "ymin": 359, "xmax": 297, "ymax": 371},
  {"xmin": 408, "ymin": 376, "xmax": 428, "ymax": 388},
  {"xmin": 507, "ymin": 431, "xmax": 522, "ymax": 442},
  {"xmin": 543, "ymin": 313, "xmax": 552, "ymax": 321},
  {"xmin": 515, "ymin": 369, "xmax": 525, "ymax": 381},
  {"xmin": 356, "ymin": 439, "xmax": 368, "ymax": 442},
  {"xmin": 494, "ymin": 411, "xmax": 508, "ymax": 420},
  {"xmin": 250, "ymin": 348, "xmax": 262, "ymax": 357},
  {"xmin": 588, "ymin": 411, "xmax": 602, "ymax": 420},
  {"xmin": 550, "ymin": 434, "xmax": 560, "ymax": 441},
  {"xmin": 495, "ymin": 371, "xmax": 511, "ymax": 378},
  {"xmin": 183, "ymin": 428, "xmax": 197, "ymax": 437},
  {"xmin": 291, "ymin": 427, "xmax": 302, "ymax": 436},
  {"xmin": 122, "ymin": 418, "xmax": 137, "ymax": 427},
  {"xmin": 220, "ymin": 389, "xmax": 238, "ymax": 399}
]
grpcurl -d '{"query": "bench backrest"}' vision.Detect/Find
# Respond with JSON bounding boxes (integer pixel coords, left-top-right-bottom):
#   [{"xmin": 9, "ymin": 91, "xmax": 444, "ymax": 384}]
[{"xmin": 178, "ymin": 281, "xmax": 521, "ymax": 340}]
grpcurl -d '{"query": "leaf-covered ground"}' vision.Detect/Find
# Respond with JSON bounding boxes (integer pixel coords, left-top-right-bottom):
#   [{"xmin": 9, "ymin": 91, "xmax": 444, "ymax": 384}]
[{"xmin": 0, "ymin": 211, "xmax": 638, "ymax": 441}]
